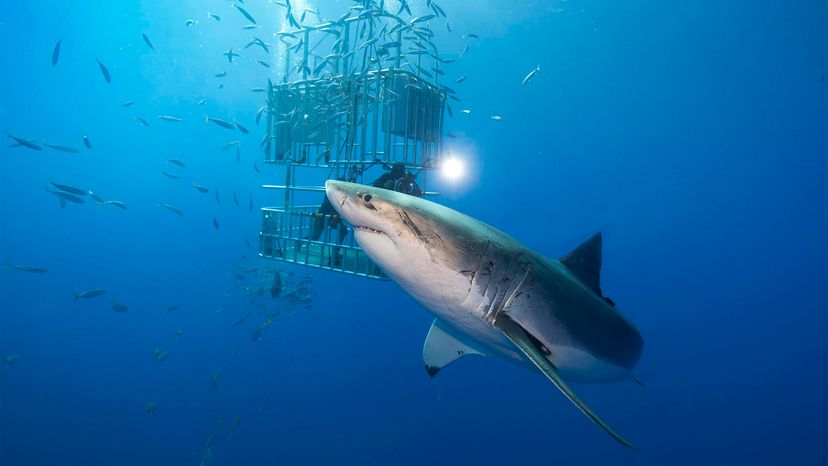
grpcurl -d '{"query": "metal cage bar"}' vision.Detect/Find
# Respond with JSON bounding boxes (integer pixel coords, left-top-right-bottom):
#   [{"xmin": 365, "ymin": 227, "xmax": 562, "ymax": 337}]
[{"xmin": 259, "ymin": 11, "xmax": 448, "ymax": 279}]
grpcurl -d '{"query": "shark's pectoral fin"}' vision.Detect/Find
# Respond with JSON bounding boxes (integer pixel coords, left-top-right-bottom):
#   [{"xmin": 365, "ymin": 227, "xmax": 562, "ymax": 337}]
[
  {"xmin": 495, "ymin": 314, "xmax": 638, "ymax": 450},
  {"xmin": 423, "ymin": 319, "xmax": 485, "ymax": 377}
]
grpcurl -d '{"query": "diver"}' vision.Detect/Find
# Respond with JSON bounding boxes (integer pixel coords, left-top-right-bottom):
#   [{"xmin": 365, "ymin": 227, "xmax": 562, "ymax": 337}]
[
  {"xmin": 299, "ymin": 193, "xmax": 349, "ymax": 267},
  {"xmin": 371, "ymin": 162, "xmax": 423, "ymax": 196}
]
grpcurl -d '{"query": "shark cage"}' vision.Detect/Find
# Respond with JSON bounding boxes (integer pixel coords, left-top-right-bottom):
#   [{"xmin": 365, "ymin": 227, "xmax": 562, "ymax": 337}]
[{"xmin": 258, "ymin": 7, "xmax": 451, "ymax": 279}]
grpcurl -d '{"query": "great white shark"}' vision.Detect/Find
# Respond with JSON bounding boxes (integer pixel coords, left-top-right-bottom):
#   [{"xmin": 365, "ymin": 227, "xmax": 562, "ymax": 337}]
[{"xmin": 325, "ymin": 180, "xmax": 644, "ymax": 448}]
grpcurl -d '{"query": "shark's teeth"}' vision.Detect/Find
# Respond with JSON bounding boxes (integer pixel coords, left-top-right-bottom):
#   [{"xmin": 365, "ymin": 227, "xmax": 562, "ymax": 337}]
[{"xmin": 354, "ymin": 225, "xmax": 384, "ymax": 234}]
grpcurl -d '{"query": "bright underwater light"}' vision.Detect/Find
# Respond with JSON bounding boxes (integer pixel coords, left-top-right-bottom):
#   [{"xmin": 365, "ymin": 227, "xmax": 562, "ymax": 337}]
[{"xmin": 440, "ymin": 157, "xmax": 465, "ymax": 182}]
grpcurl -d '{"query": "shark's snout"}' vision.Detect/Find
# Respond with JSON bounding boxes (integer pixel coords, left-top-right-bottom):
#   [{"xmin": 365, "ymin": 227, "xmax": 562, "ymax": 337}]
[
  {"xmin": 325, "ymin": 180, "xmax": 396, "ymax": 241},
  {"xmin": 324, "ymin": 179, "xmax": 350, "ymax": 211}
]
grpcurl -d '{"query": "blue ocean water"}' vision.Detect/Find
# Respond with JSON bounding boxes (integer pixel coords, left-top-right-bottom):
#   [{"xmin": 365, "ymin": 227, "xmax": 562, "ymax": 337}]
[{"xmin": 1, "ymin": 0, "xmax": 826, "ymax": 465}]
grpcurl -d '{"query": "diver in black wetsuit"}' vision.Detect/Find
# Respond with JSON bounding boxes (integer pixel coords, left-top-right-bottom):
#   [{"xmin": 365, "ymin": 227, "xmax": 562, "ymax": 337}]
[
  {"xmin": 371, "ymin": 162, "xmax": 423, "ymax": 196},
  {"xmin": 301, "ymin": 195, "xmax": 349, "ymax": 266}
]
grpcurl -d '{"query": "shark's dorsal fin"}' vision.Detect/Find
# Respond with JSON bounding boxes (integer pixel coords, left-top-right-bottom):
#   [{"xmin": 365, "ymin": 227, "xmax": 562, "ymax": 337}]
[
  {"xmin": 560, "ymin": 232, "xmax": 603, "ymax": 296},
  {"xmin": 423, "ymin": 319, "xmax": 484, "ymax": 377},
  {"xmin": 494, "ymin": 314, "xmax": 638, "ymax": 449}
]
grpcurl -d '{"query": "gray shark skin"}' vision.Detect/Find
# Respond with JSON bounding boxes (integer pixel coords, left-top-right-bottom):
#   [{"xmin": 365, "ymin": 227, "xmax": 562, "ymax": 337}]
[{"xmin": 325, "ymin": 180, "xmax": 643, "ymax": 448}]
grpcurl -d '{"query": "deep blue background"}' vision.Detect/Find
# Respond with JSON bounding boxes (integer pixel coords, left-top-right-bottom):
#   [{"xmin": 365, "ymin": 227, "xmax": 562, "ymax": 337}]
[{"xmin": 1, "ymin": 1, "xmax": 825, "ymax": 465}]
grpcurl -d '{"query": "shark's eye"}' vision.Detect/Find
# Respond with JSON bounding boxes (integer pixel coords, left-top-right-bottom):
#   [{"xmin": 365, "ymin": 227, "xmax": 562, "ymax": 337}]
[{"xmin": 363, "ymin": 194, "xmax": 372, "ymax": 202}]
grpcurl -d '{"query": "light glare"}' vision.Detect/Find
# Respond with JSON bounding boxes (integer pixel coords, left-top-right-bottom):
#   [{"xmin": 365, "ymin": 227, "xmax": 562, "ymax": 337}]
[{"xmin": 441, "ymin": 157, "xmax": 465, "ymax": 182}]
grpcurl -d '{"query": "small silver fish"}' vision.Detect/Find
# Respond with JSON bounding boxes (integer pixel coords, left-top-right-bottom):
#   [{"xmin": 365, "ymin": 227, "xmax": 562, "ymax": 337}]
[
  {"xmin": 522, "ymin": 65, "xmax": 541, "ymax": 85},
  {"xmin": 153, "ymin": 348, "xmax": 168, "ymax": 361},
  {"xmin": 235, "ymin": 4, "xmax": 256, "ymax": 24},
  {"xmin": 112, "ymin": 299, "xmax": 128, "ymax": 312},
  {"xmin": 223, "ymin": 48, "xmax": 240, "ymax": 63},
  {"xmin": 103, "ymin": 200, "xmax": 128, "ymax": 210},
  {"xmin": 159, "ymin": 203, "xmax": 183, "ymax": 216},
  {"xmin": 5, "ymin": 263, "xmax": 47, "ymax": 273},
  {"xmin": 96, "ymin": 58, "xmax": 111, "ymax": 84},
  {"xmin": 88, "ymin": 190, "xmax": 105, "ymax": 203},
  {"xmin": 206, "ymin": 116, "xmax": 235, "ymax": 129},
  {"xmin": 2, "ymin": 354, "xmax": 22, "ymax": 365},
  {"xmin": 50, "ymin": 181, "xmax": 86, "ymax": 196},
  {"xmin": 73, "ymin": 288, "xmax": 106, "ymax": 300},
  {"xmin": 52, "ymin": 40, "xmax": 61, "ymax": 66},
  {"xmin": 142, "ymin": 33, "xmax": 155, "ymax": 51},
  {"xmin": 46, "ymin": 188, "xmax": 84, "ymax": 205},
  {"xmin": 207, "ymin": 369, "xmax": 223, "ymax": 391},
  {"xmin": 256, "ymin": 106, "xmax": 267, "ymax": 125},
  {"xmin": 7, "ymin": 134, "xmax": 42, "ymax": 151},
  {"xmin": 44, "ymin": 143, "xmax": 79, "ymax": 153}
]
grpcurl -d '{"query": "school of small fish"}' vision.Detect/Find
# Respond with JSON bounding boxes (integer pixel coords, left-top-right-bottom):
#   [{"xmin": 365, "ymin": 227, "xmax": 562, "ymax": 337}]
[{"xmin": 1, "ymin": 0, "xmax": 537, "ymax": 461}]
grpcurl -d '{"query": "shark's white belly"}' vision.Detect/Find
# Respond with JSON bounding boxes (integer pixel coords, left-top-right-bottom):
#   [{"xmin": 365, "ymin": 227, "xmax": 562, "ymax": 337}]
[
  {"xmin": 388, "ymin": 255, "xmax": 529, "ymax": 364},
  {"xmin": 411, "ymin": 280, "xmax": 629, "ymax": 383},
  {"xmin": 437, "ymin": 297, "xmax": 631, "ymax": 383},
  {"xmin": 431, "ymin": 302, "xmax": 527, "ymax": 363}
]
